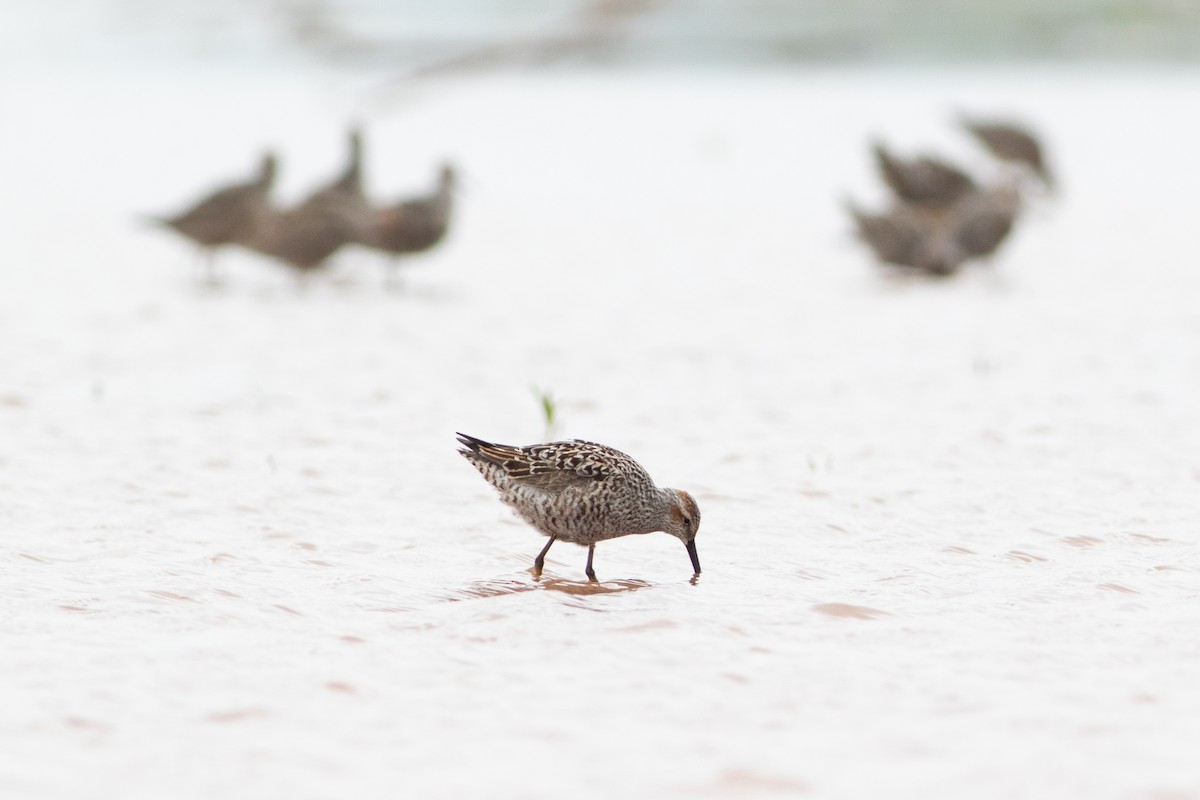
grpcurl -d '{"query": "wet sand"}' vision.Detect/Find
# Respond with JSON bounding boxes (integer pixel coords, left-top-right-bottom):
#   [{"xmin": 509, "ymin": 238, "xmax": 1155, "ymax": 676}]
[{"xmin": 3, "ymin": 66, "xmax": 1200, "ymax": 799}]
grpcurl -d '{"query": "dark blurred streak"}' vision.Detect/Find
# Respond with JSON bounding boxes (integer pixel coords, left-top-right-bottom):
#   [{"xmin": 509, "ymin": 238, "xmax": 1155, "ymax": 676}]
[
  {"xmin": 96, "ymin": 0, "xmax": 1200, "ymax": 80},
  {"xmin": 397, "ymin": 0, "xmax": 673, "ymax": 80},
  {"xmin": 268, "ymin": 0, "xmax": 379, "ymax": 65}
]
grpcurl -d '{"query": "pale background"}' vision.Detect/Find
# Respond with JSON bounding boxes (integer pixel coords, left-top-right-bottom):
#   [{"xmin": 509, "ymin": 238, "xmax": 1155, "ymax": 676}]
[{"xmin": 3, "ymin": 3, "xmax": 1200, "ymax": 799}]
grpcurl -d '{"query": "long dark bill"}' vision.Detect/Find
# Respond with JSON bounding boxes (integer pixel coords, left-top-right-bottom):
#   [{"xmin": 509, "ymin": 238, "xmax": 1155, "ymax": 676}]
[{"xmin": 685, "ymin": 539, "xmax": 701, "ymax": 575}]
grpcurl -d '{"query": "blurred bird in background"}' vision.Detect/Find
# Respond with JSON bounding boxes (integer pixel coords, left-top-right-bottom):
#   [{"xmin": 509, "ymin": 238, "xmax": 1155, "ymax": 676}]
[
  {"xmin": 145, "ymin": 152, "xmax": 277, "ymax": 284},
  {"xmin": 245, "ymin": 128, "xmax": 373, "ymax": 281},
  {"xmin": 357, "ymin": 162, "xmax": 457, "ymax": 288},
  {"xmin": 145, "ymin": 127, "xmax": 457, "ymax": 288},
  {"xmin": 849, "ymin": 116, "xmax": 1050, "ymax": 277}
]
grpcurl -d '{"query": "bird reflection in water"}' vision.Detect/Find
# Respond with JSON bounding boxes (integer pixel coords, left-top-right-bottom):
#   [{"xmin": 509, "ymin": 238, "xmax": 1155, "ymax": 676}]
[
  {"xmin": 449, "ymin": 575, "xmax": 652, "ymax": 601},
  {"xmin": 535, "ymin": 576, "xmax": 651, "ymax": 596}
]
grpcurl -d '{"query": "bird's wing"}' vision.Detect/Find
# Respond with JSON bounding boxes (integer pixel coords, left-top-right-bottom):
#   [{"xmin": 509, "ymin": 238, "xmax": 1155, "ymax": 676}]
[{"xmin": 458, "ymin": 435, "xmax": 618, "ymax": 491}]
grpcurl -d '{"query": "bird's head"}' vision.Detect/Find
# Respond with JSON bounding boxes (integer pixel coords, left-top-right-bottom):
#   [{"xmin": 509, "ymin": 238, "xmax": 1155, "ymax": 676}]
[
  {"xmin": 439, "ymin": 163, "xmax": 458, "ymax": 191},
  {"xmin": 665, "ymin": 489, "xmax": 701, "ymax": 575}
]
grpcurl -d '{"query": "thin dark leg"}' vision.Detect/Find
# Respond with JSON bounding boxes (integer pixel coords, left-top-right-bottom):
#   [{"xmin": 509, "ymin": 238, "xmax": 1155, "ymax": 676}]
[
  {"xmin": 533, "ymin": 536, "xmax": 556, "ymax": 575},
  {"xmin": 584, "ymin": 544, "xmax": 597, "ymax": 582}
]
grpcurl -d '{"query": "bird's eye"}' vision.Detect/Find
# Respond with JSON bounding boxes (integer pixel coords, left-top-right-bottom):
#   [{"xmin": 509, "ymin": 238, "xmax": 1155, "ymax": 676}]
[{"xmin": 682, "ymin": 517, "xmax": 692, "ymax": 528}]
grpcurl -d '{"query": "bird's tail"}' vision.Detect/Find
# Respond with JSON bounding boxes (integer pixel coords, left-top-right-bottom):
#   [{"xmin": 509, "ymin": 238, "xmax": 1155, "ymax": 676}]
[
  {"xmin": 456, "ymin": 433, "xmax": 527, "ymax": 468},
  {"xmin": 456, "ymin": 432, "xmax": 489, "ymax": 454}
]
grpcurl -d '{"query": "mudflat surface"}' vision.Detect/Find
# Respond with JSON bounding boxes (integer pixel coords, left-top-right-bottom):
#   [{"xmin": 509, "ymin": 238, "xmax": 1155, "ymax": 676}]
[{"xmin": 3, "ymin": 66, "xmax": 1200, "ymax": 799}]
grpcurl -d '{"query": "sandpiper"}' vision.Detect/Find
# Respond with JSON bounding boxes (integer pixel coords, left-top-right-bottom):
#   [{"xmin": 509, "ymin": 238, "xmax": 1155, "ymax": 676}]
[
  {"xmin": 359, "ymin": 163, "xmax": 456, "ymax": 286},
  {"xmin": 953, "ymin": 180, "xmax": 1022, "ymax": 261},
  {"xmin": 847, "ymin": 199, "xmax": 963, "ymax": 276},
  {"xmin": 246, "ymin": 128, "xmax": 372, "ymax": 277},
  {"xmin": 147, "ymin": 152, "xmax": 276, "ymax": 281},
  {"xmin": 961, "ymin": 118, "xmax": 1054, "ymax": 188},
  {"xmin": 873, "ymin": 142, "xmax": 976, "ymax": 208},
  {"xmin": 456, "ymin": 433, "xmax": 701, "ymax": 581}
]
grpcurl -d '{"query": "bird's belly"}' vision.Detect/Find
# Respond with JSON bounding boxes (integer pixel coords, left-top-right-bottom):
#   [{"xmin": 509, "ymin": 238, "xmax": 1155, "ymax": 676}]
[{"xmin": 502, "ymin": 487, "xmax": 642, "ymax": 544}]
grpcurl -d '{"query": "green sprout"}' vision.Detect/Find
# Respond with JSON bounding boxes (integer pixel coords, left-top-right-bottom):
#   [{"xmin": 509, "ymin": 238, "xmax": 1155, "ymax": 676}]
[{"xmin": 532, "ymin": 386, "xmax": 559, "ymax": 440}]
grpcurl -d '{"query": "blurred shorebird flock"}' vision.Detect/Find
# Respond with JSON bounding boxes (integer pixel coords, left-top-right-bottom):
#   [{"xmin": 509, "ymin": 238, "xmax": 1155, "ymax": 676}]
[
  {"xmin": 146, "ymin": 113, "xmax": 1051, "ymax": 288},
  {"xmin": 146, "ymin": 128, "xmax": 456, "ymax": 287},
  {"xmin": 848, "ymin": 116, "xmax": 1053, "ymax": 277}
]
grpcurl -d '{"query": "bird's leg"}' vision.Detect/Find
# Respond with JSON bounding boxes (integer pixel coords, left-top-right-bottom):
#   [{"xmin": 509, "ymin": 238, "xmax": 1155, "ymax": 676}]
[
  {"xmin": 294, "ymin": 269, "xmax": 314, "ymax": 293},
  {"xmin": 533, "ymin": 536, "xmax": 556, "ymax": 576},
  {"xmin": 585, "ymin": 544, "xmax": 597, "ymax": 582},
  {"xmin": 385, "ymin": 257, "xmax": 403, "ymax": 291},
  {"xmin": 203, "ymin": 249, "xmax": 219, "ymax": 286}
]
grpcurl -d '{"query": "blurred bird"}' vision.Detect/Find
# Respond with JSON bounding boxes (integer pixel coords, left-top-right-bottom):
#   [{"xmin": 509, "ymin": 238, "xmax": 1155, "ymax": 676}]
[
  {"xmin": 146, "ymin": 152, "xmax": 277, "ymax": 282},
  {"xmin": 849, "ymin": 177, "xmax": 1023, "ymax": 277},
  {"xmin": 953, "ymin": 180, "xmax": 1022, "ymax": 262},
  {"xmin": 873, "ymin": 142, "xmax": 976, "ymax": 208},
  {"xmin": 847, "ymin": 199, "xmax": 962, "ymax": 276},
  {"xmin": 847, "ymin": 199, "xmax": 921, "ymax": 266},
  {"xmin": 246, "ymin": 128, "xmax": 373, "ymax": 279},
  {"xmin": 359, "ymin": 163, "xmax": 457, "ymax": 286},
  {"xmin": 318, "ymin": 127, "xmax": 367, "ymax": 202},
  {"xmin": 961, "ymin": 118, "xmax": 1054, "ymax": 189}
]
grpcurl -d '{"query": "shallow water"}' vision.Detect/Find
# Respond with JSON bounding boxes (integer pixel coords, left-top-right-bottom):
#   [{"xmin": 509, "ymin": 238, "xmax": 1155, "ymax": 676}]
[{"xmin": 4, "ymin": 64, "xmax": 1200, "ymax": 799}]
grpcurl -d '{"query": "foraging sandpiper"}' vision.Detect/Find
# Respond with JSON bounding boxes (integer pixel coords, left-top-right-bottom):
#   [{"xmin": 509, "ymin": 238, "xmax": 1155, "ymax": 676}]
[{"xmin": 457, "ymin": 433, "xmax": 701, "ymax": 581}]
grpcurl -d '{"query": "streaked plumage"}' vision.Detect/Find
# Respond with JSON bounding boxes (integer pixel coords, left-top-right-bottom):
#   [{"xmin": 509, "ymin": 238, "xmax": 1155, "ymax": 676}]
[{"xmin": 457, "ymin": 433, "xmax": 701, "ymax": 581}]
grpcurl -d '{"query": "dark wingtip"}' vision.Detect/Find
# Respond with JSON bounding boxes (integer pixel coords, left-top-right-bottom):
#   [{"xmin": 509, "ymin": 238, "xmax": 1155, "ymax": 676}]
[{"xmin": 456, "ymin": 432, "xmax": 484, "ymax": 452}]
